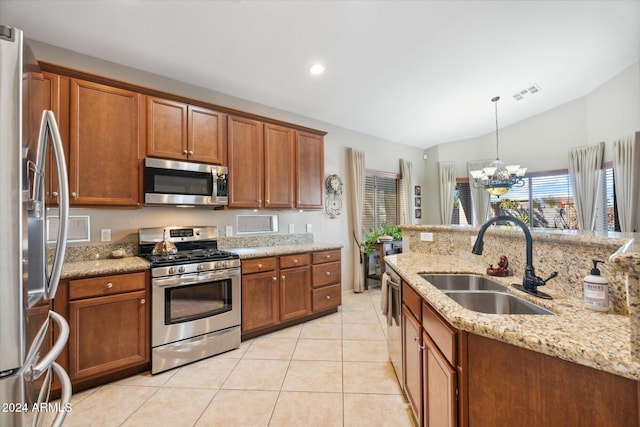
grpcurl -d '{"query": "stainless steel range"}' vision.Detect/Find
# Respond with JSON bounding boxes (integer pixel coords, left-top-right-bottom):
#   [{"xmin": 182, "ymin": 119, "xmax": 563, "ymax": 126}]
[{"xmin": 139, "ymin": 226, "xmax": 241, "ymax": 374}]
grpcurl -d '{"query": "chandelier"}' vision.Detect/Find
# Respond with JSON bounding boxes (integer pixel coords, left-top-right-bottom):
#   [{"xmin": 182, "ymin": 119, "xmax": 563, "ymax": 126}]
[{"xmin": 470, "ymin": 96, "xmax": 526, "ymax": 197}]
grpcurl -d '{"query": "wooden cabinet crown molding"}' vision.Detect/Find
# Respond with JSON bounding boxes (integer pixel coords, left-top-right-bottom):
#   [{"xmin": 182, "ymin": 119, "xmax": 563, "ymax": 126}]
[{"xmin": 40, "ymin": 62, "xmax": 326, "ymax": 137}]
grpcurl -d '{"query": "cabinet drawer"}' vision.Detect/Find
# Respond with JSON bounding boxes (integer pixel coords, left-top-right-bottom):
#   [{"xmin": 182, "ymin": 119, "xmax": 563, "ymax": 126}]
[
  {"xmin": 242, "ymin": 257, "xmax": 277, "ymax": 274},
  {"xmin": 312, "ymin": 250, "xmax": 341, "ymax": 264},
  {"xmin": 312, "ymin": 284, "xmax": 341, "ymax": 311},
  {"xmin": 280, "ymin": 253, "xmax": 310, "ymax": 269},
  {"xmin": 422, "ymin": 302, "xmax": 457, "ymax": 366},
  {"xmin": 402, "ymin": 283, "xmax": 422, "ymax": 322},
  {"xmin": 312, "ymin": 262, "xmax": 341, "ymax": 288},
  {"xmin": 69, "ymin": 271, "xmax": 146, "ymax": 300}
]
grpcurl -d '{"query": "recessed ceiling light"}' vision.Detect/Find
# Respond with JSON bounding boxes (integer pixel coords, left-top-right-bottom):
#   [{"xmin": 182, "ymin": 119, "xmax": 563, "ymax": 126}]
[{"xmin": 309, "ymin": 63, "xmax": 325, "ymax": 75}]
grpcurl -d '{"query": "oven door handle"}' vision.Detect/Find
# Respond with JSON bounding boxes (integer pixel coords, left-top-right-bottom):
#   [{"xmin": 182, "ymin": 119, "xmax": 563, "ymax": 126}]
[{"xmin": 154, "ymin": 269, "xmax": 239, "ymax": 288}]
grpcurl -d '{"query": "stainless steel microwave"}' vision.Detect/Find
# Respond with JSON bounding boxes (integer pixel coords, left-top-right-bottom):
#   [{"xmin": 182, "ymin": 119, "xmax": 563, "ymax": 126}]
[{"xmin": 144, "ymin": 158, "xmax": 228, "ymax": 207}]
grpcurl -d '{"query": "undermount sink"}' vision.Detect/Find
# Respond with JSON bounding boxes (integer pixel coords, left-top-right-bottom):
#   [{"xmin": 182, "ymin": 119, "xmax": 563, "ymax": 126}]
[
  {"xmin": 444, "ymin": 291, "xmax": 554, "ymax": 315},
  {"xmin": 419, "ymin": 273, "xmax": 553, "ymax": 315},
  {"xmin": 420, "ymin": 274, "xmax": 506, "ymax": 291}
]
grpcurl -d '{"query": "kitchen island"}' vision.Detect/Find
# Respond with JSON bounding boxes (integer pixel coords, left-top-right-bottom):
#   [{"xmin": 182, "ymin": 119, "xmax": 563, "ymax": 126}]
[{"xmin": 387, "ymin": 225, "xmax": 640, "ymax": 426}]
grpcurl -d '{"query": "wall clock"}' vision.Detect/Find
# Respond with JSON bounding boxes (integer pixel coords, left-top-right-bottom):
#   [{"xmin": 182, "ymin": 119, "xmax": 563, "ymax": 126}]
[{"xmin": 325, "ymin": 174, "xmax": 343, "ymax": 218}]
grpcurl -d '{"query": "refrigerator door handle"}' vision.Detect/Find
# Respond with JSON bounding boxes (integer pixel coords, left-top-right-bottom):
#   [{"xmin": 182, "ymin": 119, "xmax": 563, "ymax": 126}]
[
  {"xmin": 34, "ymin": 110, "xmax": 69, "ymax": 301},
  {"xmin": 32, "ymin": 362, "xmax": 72, "ymax": 427},
  {"xmin": 25, "ymin": 311, "xmax": 69, "ymax": 382}
]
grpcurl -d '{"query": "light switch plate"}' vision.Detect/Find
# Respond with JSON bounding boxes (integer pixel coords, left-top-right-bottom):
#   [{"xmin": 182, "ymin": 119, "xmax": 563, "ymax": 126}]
[
  {"xmin": 225, "ymin": 225, "xmax": 233, "ymax": 237},
  {"xmin": 288, "ymin": 224, "xmax": 295, "ymax": 233},
  {"xmin": 306, "ymin": 224, "xmax": 312, "ymax": 232}
]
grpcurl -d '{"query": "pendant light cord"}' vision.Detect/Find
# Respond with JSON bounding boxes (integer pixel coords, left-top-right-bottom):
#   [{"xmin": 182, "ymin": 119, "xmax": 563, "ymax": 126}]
[{"xmin": 492, "ymin": 96, "xmax": 500, "ymax": 161}]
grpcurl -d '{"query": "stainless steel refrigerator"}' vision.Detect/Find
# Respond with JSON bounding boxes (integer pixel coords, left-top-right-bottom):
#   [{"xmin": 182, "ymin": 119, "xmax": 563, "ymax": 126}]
[{"xmin": 0, "ymin": 25, "xmax": 72, "ymax": 427}]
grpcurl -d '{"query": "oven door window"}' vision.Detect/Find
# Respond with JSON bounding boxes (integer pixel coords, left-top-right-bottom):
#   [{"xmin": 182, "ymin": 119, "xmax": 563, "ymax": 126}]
[
  {"xmin": 145, "ymin": 167, "xmax": 212, "ymax": 196},
  {"xmin": 165, "ymin": 279, "xmax": 232, "ymax": 324}
]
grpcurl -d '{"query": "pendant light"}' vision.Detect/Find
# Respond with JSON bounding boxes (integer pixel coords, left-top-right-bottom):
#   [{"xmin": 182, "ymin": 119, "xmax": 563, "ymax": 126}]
[{"xmin": 470, "ymin": 96, "xmax": 526, "ymax": 197}]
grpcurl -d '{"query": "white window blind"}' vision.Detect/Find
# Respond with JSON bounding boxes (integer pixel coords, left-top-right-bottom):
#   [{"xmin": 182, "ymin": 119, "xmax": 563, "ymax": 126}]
[{"xmin": 362, "ymin": 173, "xmax": 399, "ymax": 236}]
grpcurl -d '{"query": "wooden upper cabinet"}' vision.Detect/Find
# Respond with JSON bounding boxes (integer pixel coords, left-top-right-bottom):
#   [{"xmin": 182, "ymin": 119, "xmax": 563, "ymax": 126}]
[
  {"xmin": 228, "ymin": 115, "xmax": 264, "ymax": 208},
  {"xmin": 188, "ymin": 105, "xmax": 226, "ymax": 164},
  {"xmin": 295, "ymin": 131, "xmax": 324, "ymax": 209},
  {"xmin": 69, "ymin": 79, "xmax": 140, "ymax": 206},
  {"xmin": 264, "ymin": 123, "xmax": 295, "ymax": 208},
  {"xmin": 146, "ymin": 97, "xmax": 226, "ymax": 164},
  {"xmin": 146, "ymin": 97, "xmax": 187, "ymax": 160},
  {"xmin": 25, "ymin": 71, "xmax": 69, "ymax": 204}
]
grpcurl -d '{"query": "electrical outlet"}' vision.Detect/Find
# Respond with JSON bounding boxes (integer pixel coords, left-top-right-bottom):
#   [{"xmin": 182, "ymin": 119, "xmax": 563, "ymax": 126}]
[
  {"xmin": 420, "ymin": 232, "xmax": 433, "ymax": 242},
  {"xmin": 225, "ymin": 225, "xmax": 233, "ymax": 237},
  {"xmin": 288, "ymin": 224, "xmax": 295, "ymax": 233},
  {"xmin": 100, "ymin": 229, "xmax": 111, "ymax": 242},
  {"xmin": 306, "ymin": 224, "xmax": 312, "ymax": 232}
]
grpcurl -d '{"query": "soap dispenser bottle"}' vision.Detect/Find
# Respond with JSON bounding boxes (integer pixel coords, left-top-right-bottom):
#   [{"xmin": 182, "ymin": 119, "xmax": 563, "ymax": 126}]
[{"xmin": 583, "ymin": 260, "xmax": 609, "ymax": 312}]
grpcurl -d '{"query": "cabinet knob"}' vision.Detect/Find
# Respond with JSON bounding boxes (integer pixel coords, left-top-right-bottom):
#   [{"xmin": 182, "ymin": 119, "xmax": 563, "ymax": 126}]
[
  {"xmin": 325, "ymin": 271, "xmax": 331, "ymax": 276},
  {"xmin": 141, "ymin": 299, "xmax": 145, "ymax": 304},
  {"xmin": 281, "ymin": 275, "xmax": 286, "ymax": 280},
  {"xmin": 293, "ymin": 259, "xmax": 298, "ymax": 263},
  {"xmin": 183, "ymin": 150, "xmax": 188, "ymax": 154},
  {"xmin": 325, "ymin": 295, "xmax": 331, "ymax": 300},
  {"xmin": 325, "ymin": 255, "xmax": 331, "ymax": 259},
  {"xmin": 266, "ymin": 199, "xmax": 270, "ymax": 203},
  {"xmin": 71, "ymin": 192, "xmax": 77, "ymax": 198},
  {"xmin": 106, "ymin": 282, "xmax": 113, "ymax": 289},
  {"xmin": 188, "ymin": 150, "xmax": 194, "ymax": 155},
  {"xmin": 272, "ymin": 277, "xmax": 277, "ymax": 282},
  {"xmin": 257, "ymin": 263, "xmax": 263, "ymax": 269},
  {"xmin": 52, "ymin": 191, "xmax": 58, "ymax": 197}
]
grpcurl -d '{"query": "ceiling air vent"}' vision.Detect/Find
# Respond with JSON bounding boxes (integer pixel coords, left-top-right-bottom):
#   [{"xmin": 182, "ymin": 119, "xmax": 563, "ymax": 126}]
[{"xmin": 513, "ymin": 84, "xmax": 542, "ymax": 101}]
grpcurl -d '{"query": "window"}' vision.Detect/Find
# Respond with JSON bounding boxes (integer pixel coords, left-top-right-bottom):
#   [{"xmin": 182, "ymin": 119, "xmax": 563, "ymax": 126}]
[
  {"xmin": 362, "ymin": 170, "xmax": 401, "ymax": 236},
  {"xmin": 486, "ymin": 165, "xmax": 617, "ymax": 231}
]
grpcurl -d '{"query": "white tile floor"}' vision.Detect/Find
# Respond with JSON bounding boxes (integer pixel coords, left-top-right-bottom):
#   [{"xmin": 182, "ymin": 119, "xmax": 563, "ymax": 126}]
[{"xmin": 55, "ymin": 287, "xmax": 416, "ymax": 427}]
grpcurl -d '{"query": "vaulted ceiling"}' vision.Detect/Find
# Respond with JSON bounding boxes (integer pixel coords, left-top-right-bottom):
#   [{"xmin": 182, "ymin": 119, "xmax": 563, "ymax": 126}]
[{"xmin": 2, "ymin": 1, "xmax": 639, "ymax": 148}]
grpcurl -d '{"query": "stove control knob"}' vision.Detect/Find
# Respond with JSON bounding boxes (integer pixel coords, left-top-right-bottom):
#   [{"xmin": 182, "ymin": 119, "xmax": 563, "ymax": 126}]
[
  {"xmin": 197, "ymin": 264, "xmax": 204, "ymax": 271},
  {"xmin": 168, "ymin": 267, "xmax": 176, "ymax": 275},
  {"xmin": 178, "ymin": 266, "xmax": 186, "ymax": 274},
  {"xmin": 222, "ymin": 261, "xmax": 229, "ymax": 268}
]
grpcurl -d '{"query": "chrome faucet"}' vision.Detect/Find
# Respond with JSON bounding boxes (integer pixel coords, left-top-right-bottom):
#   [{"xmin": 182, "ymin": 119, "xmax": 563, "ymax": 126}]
[{"xmin": 472, "ymin": 215, "xmax": 558, "ymax": 299}]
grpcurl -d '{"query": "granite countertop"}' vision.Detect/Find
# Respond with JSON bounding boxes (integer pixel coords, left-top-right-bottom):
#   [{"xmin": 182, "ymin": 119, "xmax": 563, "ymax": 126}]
[
  {"xmin": 59, "ymin": 243, "xmax": 343, "ymax": 278},
  {"xmin": 60, "ymin": 257, "xmax": 151, "ymax": 279},
  {"xmin": 226, "ymin": 243, "xmax": 343, "ymax": 259},
  {"xmin": 385, "ymin": 252, "xmax": 640, "ymax": 381}
]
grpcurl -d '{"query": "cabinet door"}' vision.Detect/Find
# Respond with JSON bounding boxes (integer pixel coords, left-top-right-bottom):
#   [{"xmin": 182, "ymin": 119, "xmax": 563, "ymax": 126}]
[
  {"xmin": 295, "ymin": 131, "xmax": 324, "ymax": 209},
  {"xmin": 228, "ymin": 115, "xmax": 264, "ymax": 208},
  {"xmin": 68, "ymin": 290, "xmax": 148, "ymax": 381},
  {"xmin": 69, "ymin": 79, "xmax": 141, "ymax": 206},
  {"xmin": 403, "ymin": 304, "xmax": 423, "ymax": 425},
  {"xmin": 146, "ymin": 97, "xmax": 188, "ymax": 160},
  {"xmin": 188, "ymin": 105, "xmax": 226, "ymax": 164},
  {"xmin": 264, "ymin": 123, "xmax": 295, "ymax": 208},
  {"xmin": 241, "ymin": 271, "xmax": 279, "ymax": 332},
  {"xmin": 280, "ymin": 266, "xmax": 311, "ymax": 321},
  {"xmin": 423, "ymin": 331, "xmax": 457, "ymax": 427},
  {"xmin": 25, "ymin": 72, "xmax": 67, "ymax": 204}
]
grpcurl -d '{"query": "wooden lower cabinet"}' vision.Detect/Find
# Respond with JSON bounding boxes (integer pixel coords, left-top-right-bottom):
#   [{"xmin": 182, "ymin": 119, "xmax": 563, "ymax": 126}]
[
  {"xmin": 400, "ymin": 285, "xmax": 640, "ymax": 427},
  {"xmin": 423, "ymin": 331, "xmax": 457, "ymax": 427},
  {"xmin": 241, "ymin": 250, "xmax": 341, "ymax": 339},
  {"xmin": 242, "ymin": 269, "xmax": 279, "ymax": 331},
  {"xmin": 68, "ymin": 290, "xmax": 147, "ymax": 381},
  {"xmin": 280, "ymin": 265, "xmax": 311, "ymax": 322},
  {"xmin": 54, "ymin": 271, "xmax": 149, "ymax": 391},
  {"xmin": 403, "ymin": 304, "xmax": 423, "ymax": 424}
]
